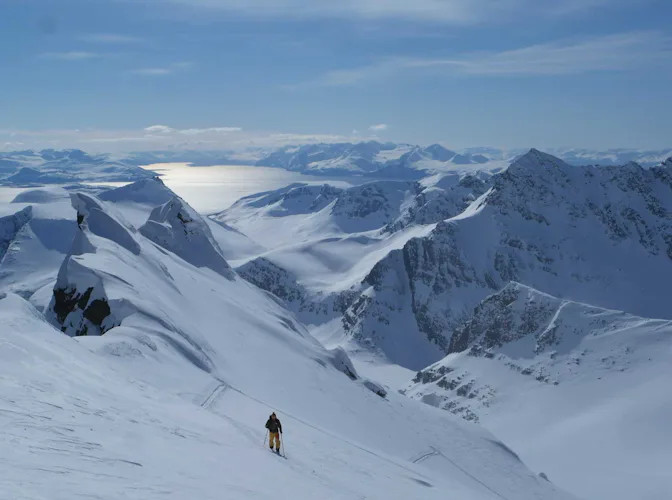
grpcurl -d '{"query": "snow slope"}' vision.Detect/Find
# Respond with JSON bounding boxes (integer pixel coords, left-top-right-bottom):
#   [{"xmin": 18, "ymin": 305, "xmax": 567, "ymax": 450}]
[
  {"xmin": 0, "ymin": 179, "xmax": 574, "ymax": 500},
  {"xmin": 403, "ymin": 282, "xmax": 672, "ymax": 500},
  {"xmin": 0, "ymin": 191, "xmax": 78, "ymax": 305}
]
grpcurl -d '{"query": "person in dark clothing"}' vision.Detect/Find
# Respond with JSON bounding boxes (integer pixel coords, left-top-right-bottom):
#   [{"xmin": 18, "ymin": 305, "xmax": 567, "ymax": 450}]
[{"xmin": 265, "ymin": 412, "xmax": 282, "ymax": 453}]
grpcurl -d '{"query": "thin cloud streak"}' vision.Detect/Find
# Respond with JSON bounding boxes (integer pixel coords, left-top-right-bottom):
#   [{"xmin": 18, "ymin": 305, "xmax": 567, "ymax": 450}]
[
  {"xmin": 41, "ymin": 51, "xmax": 100, "ymax": 61},
  {"xmin": 144, "ymin": 126, "xmax": 243, "ymax": 134},
  {"xmin": 80, "ymin": 34, "xmax": 143, "ymax": 44},
  {"xmin": 0, "ymin": 127, "xmax": 366, "ymax": 153},
  {"xmin": 132, "ymin": 62, "xmax": 193, "ymax": 76},
  {"xmin": 133, "ymin": 68, "xmax": 174, "ymax": 76},
  {"xmin": 292, "ymin": 31, "xmax": 672, "ymax": 88},
  {"xmin": 159, "ymin": 0, "xmax": 635, "ymax": 24}
]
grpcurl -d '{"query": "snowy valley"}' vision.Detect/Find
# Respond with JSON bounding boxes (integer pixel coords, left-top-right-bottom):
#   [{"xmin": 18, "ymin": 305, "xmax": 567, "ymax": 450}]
[{"xmin": 1, "ymin": 146, "xmax": 671, "ymax": 500}]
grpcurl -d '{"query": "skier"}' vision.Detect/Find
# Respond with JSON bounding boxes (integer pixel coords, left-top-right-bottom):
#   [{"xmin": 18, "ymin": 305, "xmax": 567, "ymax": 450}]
[{"xmin": 265, "ymin": 412, "xmax": 282, "ymax": 454}]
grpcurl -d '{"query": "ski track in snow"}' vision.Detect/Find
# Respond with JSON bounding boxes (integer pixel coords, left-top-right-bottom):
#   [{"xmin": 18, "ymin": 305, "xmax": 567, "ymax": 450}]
[{"xmin": 200, "ymin": 381, "xmax": 230, "ymax": 409}]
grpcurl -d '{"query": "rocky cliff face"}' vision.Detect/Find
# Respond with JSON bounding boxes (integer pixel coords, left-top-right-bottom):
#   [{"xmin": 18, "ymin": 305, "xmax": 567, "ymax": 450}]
[{"xmin": 402, "ymin": 282, "xmax": 672, "ymax": 424}]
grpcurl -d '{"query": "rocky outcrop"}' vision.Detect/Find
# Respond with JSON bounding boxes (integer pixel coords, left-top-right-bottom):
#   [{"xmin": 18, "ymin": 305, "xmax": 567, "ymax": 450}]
[{"xmin": 47, "ymin": 193, "xmax": 138, "ymax": 336}]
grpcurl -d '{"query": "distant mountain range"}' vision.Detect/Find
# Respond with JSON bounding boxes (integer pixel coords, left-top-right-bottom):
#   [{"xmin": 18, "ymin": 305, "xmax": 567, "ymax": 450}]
[
  {"xmin": 122, "ymin": 142, "xmax": 672, "ymax": 177},
  {"xmin": 0, "ymin": 149, "xmax": 155, "ymax": 185},
  {"xmin": 2, "ymin": 144, "xmax": 671, "ymax": 186}
]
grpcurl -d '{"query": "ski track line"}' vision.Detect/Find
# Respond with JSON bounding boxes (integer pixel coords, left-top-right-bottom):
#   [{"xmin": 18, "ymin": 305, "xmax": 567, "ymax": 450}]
[
  {"xmin": 412, "ymin": 449, "xmax": 441, "ymax": 464},
  {"xmin": 412, "ymin": 447, "xmax": 512, "ymax": 500},
  {"xmin": 200, "ymin": 381, "xmax": 230, "ymax": 409}
]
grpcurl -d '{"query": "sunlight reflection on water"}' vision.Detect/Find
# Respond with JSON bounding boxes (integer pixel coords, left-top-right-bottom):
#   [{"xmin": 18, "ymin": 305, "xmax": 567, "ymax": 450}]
[{"xmin": 141, "ymin": 163, "xmax": 369, "ymax": 214}]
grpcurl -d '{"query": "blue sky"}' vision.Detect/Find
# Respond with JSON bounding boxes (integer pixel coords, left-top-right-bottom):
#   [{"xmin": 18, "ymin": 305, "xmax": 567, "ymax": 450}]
[{"xmin": 1, "ymin": 0, "xmax": 671, "ymax": 152}]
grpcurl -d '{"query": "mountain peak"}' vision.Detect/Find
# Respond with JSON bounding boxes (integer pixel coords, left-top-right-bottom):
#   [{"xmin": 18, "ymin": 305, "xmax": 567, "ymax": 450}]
[
  {"xmin": 98, "ymin": 176, "xmax": 173, "ymax": 205},
  {"xmin": 424, "ymin": 144, "xmax": 457, "ymax": 161},
  {"xmin": 507, "ymin": 148, "xmax": 570, "ymax": 174},
  {"xmin": 140, "ymin": 196, "xmax": 233, "ymax": 279}
]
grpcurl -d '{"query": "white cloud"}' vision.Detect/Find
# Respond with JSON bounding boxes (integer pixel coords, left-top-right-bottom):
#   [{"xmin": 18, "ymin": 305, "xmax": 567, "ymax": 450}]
[
  {"xmin": 132, "ymin": 62, "xmax": 192, "ymax": 76},
  {"xmin": 87, "ymin": 136, "xmax": 157, "ymax": 143},
  {"xmin": 143, "ymin": 126, "xmax": 242, "ymax": 135},
  {"xmin": 133, "ymin": 68, "xmax": 174, "ymax": 76},
  {"xmin": 369, "ymin": 124, "xmax": 388, "ymax": 132},
  {"xmin": 452, "ymin": 31, "xmax": 672, "ymax": 76},
  {"xmin": 41, "ymin": 51, "xmax": 99, "ymax": 61},
  {"xmin": 144, "ymin": 125, "xmax": 175, "ymax": 134},
  {"xmin": 2, "ymin": 142, "xmax": 25, "ymax": 150},
  {"xmin": 179, "ymin": 127, "xmax": 242, "ymax": 135},
  {"xmin": 294, "ymin": 31, "xmax": 672, "ymax": 87},
  {"xmin": 159, "ymin": 0, "xmax": 632, "ymax": 24},
  {"xmin": 80, "ymin": 34, "xmax": 142, "ymax": 44}
]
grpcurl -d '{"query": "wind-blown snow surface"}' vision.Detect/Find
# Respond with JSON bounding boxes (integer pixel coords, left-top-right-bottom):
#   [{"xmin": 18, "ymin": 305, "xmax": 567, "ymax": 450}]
[
  {"xmin": 0, "ymin": 180, "xmax": 572, "ymax": 500},
  {"xmin": 403, "ymin": 282, "xmax": 672, "ymax": 500}
]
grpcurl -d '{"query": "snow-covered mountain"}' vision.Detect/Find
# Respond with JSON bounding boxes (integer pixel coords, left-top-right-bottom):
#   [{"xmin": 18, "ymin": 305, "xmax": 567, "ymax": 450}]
[
  {"xmin": 121, "ymin": 149, "xmax": 266, "ymax": 167},
  {"xmin": 255, "ymin": 142, "xmax": 672, "ymax": 176},
  {"xmin": 226, "ymin": 150, "xmax": 672, "ymax": 369},
  {"xmin": 255, "ymin": 141, "xmax": 504, "ymax": 178},
  {"xmin": 255, "ymin": 141, "xmax": 412, "ymax": 174},
  {"xmin": 4, "ymin": 144, "xmax": 672, "ymax": 500},
  {"xmin": 213, "ymin": 169, "xmax": 493, "ymax": 304},
  {"xmin": 466, "ymin": 146, "xmax": 672, "ymax": 168},
  {"xmin": 334, "ymin": 149, "xmax": 672, "ymax": 370},
  {"xmin": 0, "ymin": 179, "xmax": 571, "ymax": 500},
  {"xmin": 0, "ymin": 149, "xmax": 156, "ymax": 185},
  {"xmin": 4, "ymin": 145, "xmax": 669, "ymax": 186},
  {"xmin": 402, "ymin": 282, "xmax": 672, "ymax": 500},
  {"xmin": 221, "ymin": 148, "xmax": 672, "ymax": 500}
]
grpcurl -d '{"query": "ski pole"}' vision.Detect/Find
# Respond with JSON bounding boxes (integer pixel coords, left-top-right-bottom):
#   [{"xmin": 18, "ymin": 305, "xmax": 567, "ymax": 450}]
[{"xmin": 263, "ymin": 430, "xmax": 268, "ymax": 446}]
